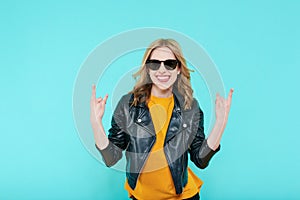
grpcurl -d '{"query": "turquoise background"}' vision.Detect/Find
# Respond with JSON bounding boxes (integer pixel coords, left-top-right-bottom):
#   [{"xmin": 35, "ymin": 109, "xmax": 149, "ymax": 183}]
[{"xmin": 1, "ymin": 1, "xmax": 299, "ymax": 199}]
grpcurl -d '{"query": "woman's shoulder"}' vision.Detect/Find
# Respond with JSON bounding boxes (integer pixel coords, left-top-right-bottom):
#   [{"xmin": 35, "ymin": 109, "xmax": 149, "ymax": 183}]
[
  {"xmin": 115, "ymin": 93, "xmax": 134, "ymax": 108},
  {"xmin": 115, "ymin": 93, "xmax": 132, "ymax": 104},
  {"xmin": 181, "ymin": 96, "xmax": 202, "ymax": 112},
  {"xmin": 112, "ymin": 93, "xmax": 134, "ymax": 115},
  {"xmin": 191, "ymin": 98, "xmax": 204, "ymax": 114}
]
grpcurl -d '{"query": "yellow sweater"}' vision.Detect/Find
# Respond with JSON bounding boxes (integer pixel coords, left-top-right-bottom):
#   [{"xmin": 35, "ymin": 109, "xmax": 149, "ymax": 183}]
[{"xmin": 125, "ymin": 94, "xmax": 203, "ymax": 199}]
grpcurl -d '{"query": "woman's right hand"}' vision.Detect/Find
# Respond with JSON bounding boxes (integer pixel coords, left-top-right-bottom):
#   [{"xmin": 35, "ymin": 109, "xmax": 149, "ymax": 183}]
[{"xmin": 90, "ymin": 84, "xmax": 108, "ymax": 130}]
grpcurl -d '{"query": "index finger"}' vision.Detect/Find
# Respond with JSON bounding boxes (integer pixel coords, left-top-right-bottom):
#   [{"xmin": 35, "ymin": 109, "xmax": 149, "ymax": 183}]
[{"xmin": 91, "ymin": 84, "xmax": 96, "ymax": 102}]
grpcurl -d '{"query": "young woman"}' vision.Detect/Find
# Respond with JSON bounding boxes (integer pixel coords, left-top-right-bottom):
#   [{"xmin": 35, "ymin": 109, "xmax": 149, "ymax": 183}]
[{"xmin": 90, "ymin": 39, "xmax": 233, "ymax": 200}]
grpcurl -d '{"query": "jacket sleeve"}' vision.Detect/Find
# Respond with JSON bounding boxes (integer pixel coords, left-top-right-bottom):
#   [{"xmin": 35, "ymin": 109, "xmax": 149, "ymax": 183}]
[
  {"xmin": 188, "ymin": 101, "xmax": 220, "ymax": 169},
  {"xmin": 95, "ymin": 96, "xmax": 129, "ymax": 167}
]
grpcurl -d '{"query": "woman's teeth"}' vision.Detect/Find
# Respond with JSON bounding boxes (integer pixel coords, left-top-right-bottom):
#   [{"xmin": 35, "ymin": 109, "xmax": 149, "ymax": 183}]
[{"xmin": 156, "ymin": 76, "xmax": 170, "ymax": 82}]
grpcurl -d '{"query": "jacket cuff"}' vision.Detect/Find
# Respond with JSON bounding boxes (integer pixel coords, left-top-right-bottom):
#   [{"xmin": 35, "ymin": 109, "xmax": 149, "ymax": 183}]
[
  {"xmin": 199, "ymin": 139, "xmax": 220, "ymax": 161},
  {"xmin": 95, "ymin": 142, "xmax": 115, "ymax": 166}
]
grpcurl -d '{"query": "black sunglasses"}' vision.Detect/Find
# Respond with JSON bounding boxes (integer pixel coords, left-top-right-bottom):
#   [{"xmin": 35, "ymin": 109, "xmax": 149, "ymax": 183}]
[{"xmin": 145, "ymin": 59, "xmax": 179, "ymax": 71}]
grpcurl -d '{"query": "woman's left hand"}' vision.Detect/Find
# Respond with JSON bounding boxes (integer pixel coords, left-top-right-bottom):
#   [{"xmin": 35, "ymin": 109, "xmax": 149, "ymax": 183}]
[{"xmin": 215, "ymin": 88, "xmax": 234, "ymax": 132}]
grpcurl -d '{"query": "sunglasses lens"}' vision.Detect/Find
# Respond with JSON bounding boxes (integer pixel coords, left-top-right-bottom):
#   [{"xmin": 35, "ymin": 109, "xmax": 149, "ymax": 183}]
[
  {"xmin": 146, "ymin": 61, "xmax": 161, "ymax": 70},
  {"xmin": 164, "ymin": 60, "xmax": 178, "ymax": 70}
]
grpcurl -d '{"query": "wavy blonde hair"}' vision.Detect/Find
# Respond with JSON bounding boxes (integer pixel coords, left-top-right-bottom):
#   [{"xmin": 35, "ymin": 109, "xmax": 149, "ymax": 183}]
[{"xmin": 130, "ymin": 38, "xmax": 194, "ymax": 110}]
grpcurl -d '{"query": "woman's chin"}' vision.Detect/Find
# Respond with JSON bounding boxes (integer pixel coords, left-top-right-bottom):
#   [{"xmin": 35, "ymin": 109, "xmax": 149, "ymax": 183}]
[{"xmin": 153, "ymin": 83, "xmax": 172, "ymax": 91}]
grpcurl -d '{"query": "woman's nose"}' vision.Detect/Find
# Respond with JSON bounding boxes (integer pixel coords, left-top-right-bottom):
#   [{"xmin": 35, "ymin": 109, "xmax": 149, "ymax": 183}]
[{"xmin": 158, "ymin": 62, "xmax": 167, "ymax": 72}]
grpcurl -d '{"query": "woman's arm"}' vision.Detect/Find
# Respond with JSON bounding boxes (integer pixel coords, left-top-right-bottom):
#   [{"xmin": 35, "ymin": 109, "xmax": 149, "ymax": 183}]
[
  {"xmin": 90, "ymin": 84, "xmax": 129, "ymax": 167},
  {"xmin": 188, "ymin": 106, "xmax": 220, "ymax": 169},
  {"xmin": 189, "ymin": 88, "xmax": 233, "ymax": 169},
  {"xmin": 90, "ymin": 84, "xmax": 109, "ymax": 150},
  {"xmin": 207, "ymin": 88, "xmax": 234, "ymax": 150}
]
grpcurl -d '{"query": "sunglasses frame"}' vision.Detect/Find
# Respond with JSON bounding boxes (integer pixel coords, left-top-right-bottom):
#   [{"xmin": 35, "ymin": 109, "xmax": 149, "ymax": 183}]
[{"xmin": 145, "ymin": 59, "xmax": 179, "ymax": 71}]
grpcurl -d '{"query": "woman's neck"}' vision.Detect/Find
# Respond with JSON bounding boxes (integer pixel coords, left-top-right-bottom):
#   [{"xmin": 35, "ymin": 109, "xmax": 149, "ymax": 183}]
[{"xmin": 150, "ymin": 85, "xmax": 173, "ymax": 98}]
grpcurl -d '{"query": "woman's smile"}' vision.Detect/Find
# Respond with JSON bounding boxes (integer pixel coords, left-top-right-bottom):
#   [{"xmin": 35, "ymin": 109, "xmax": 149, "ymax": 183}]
[{"xmin": 156, "ymin": 75, "xmax": 171, "ymax": 82}]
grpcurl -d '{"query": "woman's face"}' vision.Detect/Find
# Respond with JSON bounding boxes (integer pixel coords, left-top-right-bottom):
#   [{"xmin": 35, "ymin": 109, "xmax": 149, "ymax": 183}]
[{"xmin": 147, "ymin": 47, "xmax": 180, "ymax": 95}]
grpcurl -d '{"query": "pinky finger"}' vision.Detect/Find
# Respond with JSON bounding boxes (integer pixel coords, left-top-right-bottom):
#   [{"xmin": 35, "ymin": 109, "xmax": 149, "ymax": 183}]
[{"xmin": 103, "ymin": 94, "xmax": 109, "ymax": 104}]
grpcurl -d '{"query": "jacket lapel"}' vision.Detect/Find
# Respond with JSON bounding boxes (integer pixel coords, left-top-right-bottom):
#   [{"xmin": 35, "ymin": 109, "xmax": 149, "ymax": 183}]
[{"xmin": 164, "ymin": 94, "xmax": 183, "ymax": 144}]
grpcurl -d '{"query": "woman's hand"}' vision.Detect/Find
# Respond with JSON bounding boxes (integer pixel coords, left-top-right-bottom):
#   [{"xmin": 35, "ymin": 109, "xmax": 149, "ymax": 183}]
[
  {"xmin": 207, "ymin": 88, "xmax": 234, "ymax": 150},
  {"xmin": 90, "ymin": 84, "xmax": 108, "ymax": 130},
  {"xmin": 215, "ymin": 88, "xmax": 234, "ymax": 132}
]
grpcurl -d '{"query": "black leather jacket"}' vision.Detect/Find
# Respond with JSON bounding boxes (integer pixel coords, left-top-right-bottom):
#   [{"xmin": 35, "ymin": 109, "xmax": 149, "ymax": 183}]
[{"xmin": 96, "ymin": 90, "xmax": 220, "ymax": 194}]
